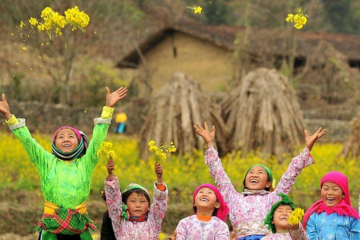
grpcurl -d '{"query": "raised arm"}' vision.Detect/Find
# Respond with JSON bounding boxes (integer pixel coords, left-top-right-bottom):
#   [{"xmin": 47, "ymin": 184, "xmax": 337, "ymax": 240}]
[
  {"xmin": 273, "ymin": 128, "xmax": 327, "ymax": 197},
  {"xmin": 0, "ymin": 94, "xmax": 12, "ymax": 120},
  {"xmin": 149, "ymin": 162, "xmax": 168, "ymax": 235},
  {"xmin": 104, "ymin": 159, "xmax": 123, "ymax": 240},
  {"xmin": 194, "ymin": 122, "xmax": 239, "ymax": 206}
]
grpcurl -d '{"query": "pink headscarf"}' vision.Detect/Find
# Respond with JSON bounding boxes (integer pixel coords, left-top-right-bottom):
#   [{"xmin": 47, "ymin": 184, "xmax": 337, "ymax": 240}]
[
  {"xmin": 52, "ymin": 126, "xmax": 82, "ymax": 143},
  {"xmin": 193, "ymin": 183, "xmax": 229, "ymax": 222},
  {"xmin": 303, "ymin": 171, "xmax": 359, "ymax": 229}
]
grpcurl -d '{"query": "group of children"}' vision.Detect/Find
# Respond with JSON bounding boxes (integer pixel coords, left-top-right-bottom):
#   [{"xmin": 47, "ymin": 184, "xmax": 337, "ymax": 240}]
[{"xmin": 1, "ymin": 87, "xmax": 359, "ymax": 240}]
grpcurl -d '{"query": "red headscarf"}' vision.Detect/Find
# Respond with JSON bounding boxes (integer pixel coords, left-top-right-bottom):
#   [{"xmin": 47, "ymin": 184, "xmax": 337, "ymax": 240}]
[
  {"xmin": 303, "ymin": 171, "xmax": 359, "ymax": 229},
  {"xmin": 193, "ymin": 183, "xmax": 229, "ymax": 222}
]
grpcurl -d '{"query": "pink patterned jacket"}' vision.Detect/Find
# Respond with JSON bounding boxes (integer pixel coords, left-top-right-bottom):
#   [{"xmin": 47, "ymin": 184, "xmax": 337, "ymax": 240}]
[
  {"xmin": 104, "ymin": 176, "xmax": 168, "ymax": 240},
  {"xmin": 261, "ymin": 223, "xmax": 309, "ymax": 240},
  {"xmin": 205, "ymin": 146, "xmax": 313, "ymax": 239},
  {"xmin": 175, "ymin": 215, "xmax": 230, "ymax": 240}
]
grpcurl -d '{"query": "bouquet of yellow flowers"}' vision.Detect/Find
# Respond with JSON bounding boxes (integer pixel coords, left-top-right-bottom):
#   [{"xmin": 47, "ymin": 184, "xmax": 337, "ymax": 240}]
[
  {"xmin": 97, "ymin": 142, "xmax": 117, "ymax": 160},
  {"xmin": 287, "ymin": 207, "xmax": 305, "ymax": 225},
  {"xmin": 27, "ymin": 6, "xmax": 90, "ymax": 39},
  {"xmin": 286, "ymin": 7, "xmax": 308, "ymax": 29},
  {"xmin": 148, "ymin": 140, "xmax": 176, "ymax": 162}
]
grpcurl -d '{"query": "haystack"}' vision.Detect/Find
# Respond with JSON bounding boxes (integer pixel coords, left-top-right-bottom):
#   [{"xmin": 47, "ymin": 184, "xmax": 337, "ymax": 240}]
[
  {"xmin": 221, "ymin": 68, "xmax": 305, "ymax": 159},
  {"xmin": 138, "ymin": 72, "xmax": 228, "ymax": 160},
  {"xmin": 297, "ymin": 41, "xmax": 356, "ymax": 105},
  {"xmin": 342, "ymin": 111, "xmax": 360, "ymax": 159}
]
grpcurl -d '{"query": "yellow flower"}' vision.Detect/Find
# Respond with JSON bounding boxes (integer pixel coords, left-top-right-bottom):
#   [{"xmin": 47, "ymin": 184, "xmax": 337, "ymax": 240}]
[
  {"xmin": 29, "ymin": 17, "xmax": 38, "ymax": 26},
  {"xmin": 194, "ymin": 6, "xmax": 202, "ymax": 14},
  {"xmin": 159, "ymin": 233, "xmax": 166, "ymax": 240},
  {"xmin": 107, "ymin": 150, "xmax": 117, "ymax": 160},
  {"xmin": 148, "ymin": 140, "xmax": 176, "ymax": 162},
  {"xmin": 19, "ymin": 21, "xmax": 26, "ymax": 28},
  {"xmin": 298, "ymin": 16, "xmax": 307, "ymax": 25},
  {"xmin": 294, "ymin": 23, "xmax": 304, "ymax": 29},
  {"xmin": 288, "ymin": 208, "xmax": 304, "ymax": 225},
  {"xmin": 285, "ymin": 14, "xmax": 294, "ymax": 22},
  {"xmin": 22, "ymin": 47, "xmax": 27, "ymax": 51},
  {"xmin": 97, "ymin": 142, "xmax": 114, "ymax": 157},
  {"xmin": 286, "ymin": 7, "xmax": 308, "ymax": 30},
  {"xmin": 271, "ymin": 178, "xmax": 276, "ymax": 189},
  {"xmin": 187, "ymin": 6, "xmax": 202, "ymax": 15}
]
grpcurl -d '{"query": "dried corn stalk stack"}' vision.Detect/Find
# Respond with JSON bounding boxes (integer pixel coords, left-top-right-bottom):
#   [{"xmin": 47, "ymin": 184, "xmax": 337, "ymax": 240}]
[
  {"xmin": 298, "ymin": 41, "xmax": 355, "ymax": 105},
  {"xmin": 138, "ymin": 72, "xmax": 227, "ymax": 160},
  {"xmin": 221, "ymin": 68, "xmax": 305, "ymax": 159},
  {"xmin": 342, "ymin": 111, "xmax": 360, "ymax": 159}
]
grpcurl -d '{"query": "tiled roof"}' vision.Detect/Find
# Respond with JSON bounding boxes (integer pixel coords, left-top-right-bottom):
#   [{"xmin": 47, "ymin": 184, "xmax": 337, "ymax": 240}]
[{"xmin": 117, "ymin": 23, "xmax": 360, "ymax": 68}]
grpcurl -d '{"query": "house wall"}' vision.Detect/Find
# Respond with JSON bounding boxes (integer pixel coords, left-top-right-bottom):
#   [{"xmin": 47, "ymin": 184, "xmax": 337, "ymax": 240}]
[{"xmin": 137, "ymin": 31, "xmax": 234, "ymax": 93}]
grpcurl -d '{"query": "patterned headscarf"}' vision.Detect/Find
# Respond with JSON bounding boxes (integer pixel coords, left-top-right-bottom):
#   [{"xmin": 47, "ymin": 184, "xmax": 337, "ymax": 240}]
[
  {"xmin": 52, "ymin": 126, "xmax": 89, "ymax": 161},
  {"xmin": 303, "ymin": 171, "xmax": 359, "ymax": 229},
  {"xmin": 121, "ymin": 183, "xmax": 151, "ymax": 222},
  {"xmin": 264, "ymin": 193, "xmax": 295, "ymax": 233},
  {"xmin": 193, "ymin": 183, "xmax": 229, "ymax": 222},
  {"xmin": 243, "ymin": 164, "xmax": 273, "ymax": 191}
]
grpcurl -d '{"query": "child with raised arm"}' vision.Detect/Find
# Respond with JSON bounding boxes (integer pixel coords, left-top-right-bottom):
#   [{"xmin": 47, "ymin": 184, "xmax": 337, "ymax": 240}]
[
  {"xmin": 105, "ymin": 159, "xmax": 168, "ymax": 240},
  {"xmin": 0, "ymin": 87, "xmax": 127, "ymax": 240},
  {"xmin": 194, "ymin": 122, "xmax": 326, "ymax": 240},
  {"xmin": 173, "ymin": 183, "xmax": 230, "ymax": 240},
  {"xmin": 263, "ymin": 193, "xmax": 308, "ymax": 240},
  {"xmin": 303, "ymin": 171, "xmax": 360, "ymax": 239}
]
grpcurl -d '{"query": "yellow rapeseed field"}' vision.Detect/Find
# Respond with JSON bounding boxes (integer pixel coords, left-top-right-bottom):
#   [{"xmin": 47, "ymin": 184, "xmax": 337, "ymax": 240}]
[{"xmin": 0, "ymin": 132, "xmax": 359, "ymax": 209}]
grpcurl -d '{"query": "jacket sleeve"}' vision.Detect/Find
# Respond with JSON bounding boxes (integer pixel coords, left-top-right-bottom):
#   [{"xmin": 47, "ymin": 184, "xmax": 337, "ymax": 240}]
[
  {"xmin": 104, "ymin": 175, "xmax": 123, "ymax": 240},
  {"xmin": 205, "ymin": 146, "xmax": 239, "ymax": 209}
]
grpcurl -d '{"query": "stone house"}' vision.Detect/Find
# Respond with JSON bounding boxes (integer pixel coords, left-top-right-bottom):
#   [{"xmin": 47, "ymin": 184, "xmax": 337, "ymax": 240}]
[{"xmin": 116, "ymin": 23, "xmax": 360, "ymax": 95}]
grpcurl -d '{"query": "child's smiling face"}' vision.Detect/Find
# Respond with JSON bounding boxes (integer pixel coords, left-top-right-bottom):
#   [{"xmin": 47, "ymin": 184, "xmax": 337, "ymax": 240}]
[
  {"xmin": 55, "ymin": 128, "xmax": 79, "ymax": 153},
  {"xmin": 126, "ymin": 192, "xmax": 150, "ymax": 217},
  {"xmin": 321, "ymin": 181, "xmax": 344, "ymax": 207},
  {"xmin": 245, "ymin": 166, "xmax": 272, "ymax": 190},
  {"xmin": 194, "ymin": 187, "xmax": 220, "ymax": 211},
  {"xmin": 272, "ymin": 205, "xmax": 293, "ymax": 232}
]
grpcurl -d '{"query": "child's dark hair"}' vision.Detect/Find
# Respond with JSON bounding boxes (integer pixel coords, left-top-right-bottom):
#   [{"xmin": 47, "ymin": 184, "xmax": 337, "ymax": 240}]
[{"xmin": 122, "ymin": 188, "xmax": 151, "ymax": 207}]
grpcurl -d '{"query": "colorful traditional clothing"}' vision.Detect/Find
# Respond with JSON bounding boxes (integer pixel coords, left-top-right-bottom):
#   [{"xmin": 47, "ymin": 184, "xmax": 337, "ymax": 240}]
[
  {"xmin": 104, "ymin": 176, "xmax": 167, "ymax": 240},
  {"xmin": 205, "ymin": 146, "xmax": 313, "ymax": 239},
  {"xmin": 175, "ymin": 215, "xmax": 230, "ymax": 240},
  {"xmin": 7, "ymin": 107, "xmax": 113, "ymax": 239},
  {"xmin": 304, "ymin": 171, "xmax": 360, "ymax": 240}
]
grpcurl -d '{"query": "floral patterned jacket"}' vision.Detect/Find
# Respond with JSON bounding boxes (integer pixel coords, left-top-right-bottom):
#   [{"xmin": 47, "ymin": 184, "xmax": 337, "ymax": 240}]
[
  {"xmin": 262, "ymin": 223, "xmax": 309, "ymax": 240},
  {"xmin": 205, "ymin": 146, "xmax": 313, "ymax": 239},
  {"xmin": 104, "ymin": 176, "xmax": 168, "ymax": 240},
  {"xmin": 175, "ymin": 215, "xmax": 230, "ymax": 240}
]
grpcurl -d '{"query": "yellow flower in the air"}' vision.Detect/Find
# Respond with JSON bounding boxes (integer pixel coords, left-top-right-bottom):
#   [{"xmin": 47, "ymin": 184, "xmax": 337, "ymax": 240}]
[
  {"xmin": 29, "ymin": 17, "xmax": 38, "ymax": 26},
  {"xmin": 285, "ymin": 14, "xmax": 294, "ymax": 22},
  {"xmin": 286, "ymin": 7, "xmax": 308, "ymax": 30},
  {"xmin": 107, "ymin": 150, "xmax": 117, "ymax": 160},
  {"xmin": 194, "ymin": 6, "xmax": 202, "ymax": 14},
  {"xmin": 288, "ymin": 208, "xmax": 304, "ymax": 225},
  {"xmin": 97, "ymin": 142, "xmax": 114, "ymax": 157},
  {"xmin": 19, "ymin": 21, "xmax": 26, "ymax": 28},
  {"xmin": 187, "ymin": 6, "xmax": 202, "ymax": 15}
]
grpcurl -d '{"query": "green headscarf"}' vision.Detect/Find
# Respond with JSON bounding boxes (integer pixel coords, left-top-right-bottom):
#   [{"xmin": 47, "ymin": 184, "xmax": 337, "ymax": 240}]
[
  {"xmin": 121, "ymin": 183, "xmax": 151, "ymax": 220},
  {"xmin": 264, "ymin": 193, "xmax": 295, "ymax": 233}
]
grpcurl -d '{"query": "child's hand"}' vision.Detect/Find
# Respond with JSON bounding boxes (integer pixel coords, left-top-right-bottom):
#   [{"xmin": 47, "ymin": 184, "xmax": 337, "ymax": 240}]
[
  {"xmin": 107, "ymin": 159, "xmax": 115, "ymax": 180},
  {"xmin": 194, "ymin": 122, "xmax": 215, "ymax": 148},
  {"xmin": 287, "ymin": 222, "xmax": 299, "ymax": 230},
  {"xmin": 168, "ymin": 230, "xmax": 177, "ymax": 240},
  {"xmin": 105, "ymin": 87, "xmax": 127, "ymax": 107},
  {"xmin": 0, "ymin": 94, "xmax": 12, "ymax": 120},
  {"xmin": 305, "ymin": 127, "xmax": 327, "ymax": 151},
  {"xmin": 155, "ymin": 162, "xmax": 163, "ymax": 183}
]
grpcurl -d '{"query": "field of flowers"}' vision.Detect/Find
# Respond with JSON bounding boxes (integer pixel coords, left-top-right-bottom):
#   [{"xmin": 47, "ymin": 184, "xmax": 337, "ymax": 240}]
[{"xmin": 0, "ymin": 132, "xmax": 359, "ymax": 210}]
